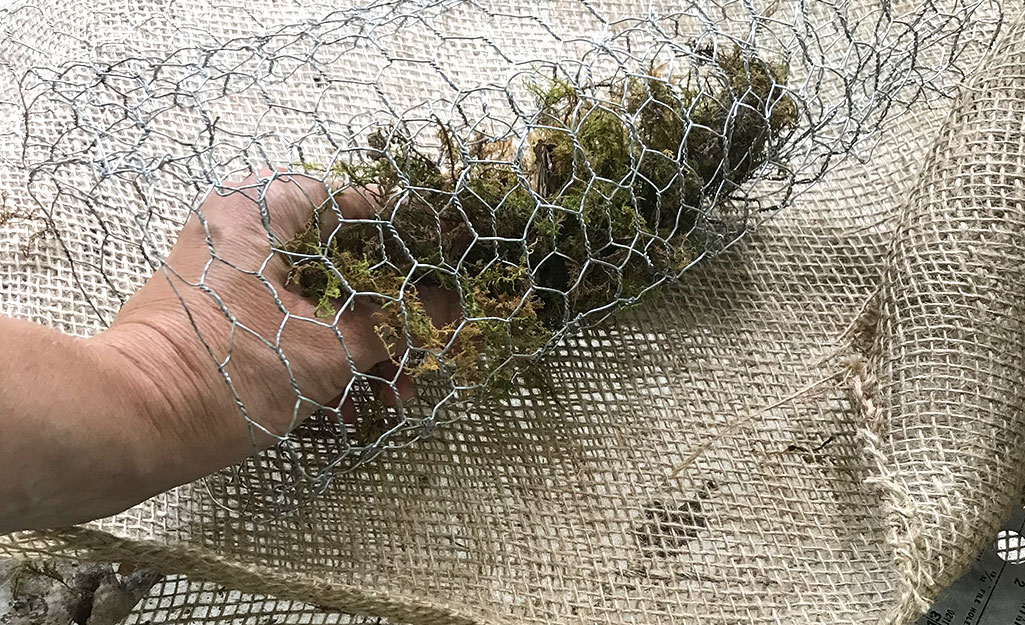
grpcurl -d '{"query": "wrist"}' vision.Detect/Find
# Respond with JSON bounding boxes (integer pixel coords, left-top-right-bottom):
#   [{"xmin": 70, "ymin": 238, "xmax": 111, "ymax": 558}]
[{"xmin": 87, "ymin": 309, "xmax": 252, "ymax": 489}]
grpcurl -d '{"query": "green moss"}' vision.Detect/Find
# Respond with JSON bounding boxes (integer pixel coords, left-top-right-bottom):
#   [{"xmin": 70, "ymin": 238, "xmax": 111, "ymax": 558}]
[{"xmin": 284, "ymin": 44, "xmax": 798, "ymax": 414}]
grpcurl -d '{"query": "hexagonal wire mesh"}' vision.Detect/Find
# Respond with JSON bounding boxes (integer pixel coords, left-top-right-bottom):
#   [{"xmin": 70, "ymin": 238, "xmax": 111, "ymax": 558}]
[{"xmin": 6, "ymin": 0, "xmax": 1000, "ymax": 515}]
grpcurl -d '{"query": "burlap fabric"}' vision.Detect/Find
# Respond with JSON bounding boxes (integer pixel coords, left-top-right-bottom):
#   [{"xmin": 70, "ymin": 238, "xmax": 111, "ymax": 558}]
[{"xmin": 0, "ymin": 0, "xmax": 1021, "ymax": 623}]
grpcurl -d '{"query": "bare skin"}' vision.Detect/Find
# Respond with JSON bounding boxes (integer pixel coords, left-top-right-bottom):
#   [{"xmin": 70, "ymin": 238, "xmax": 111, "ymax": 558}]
[{"xmin": 0, "ymin": 170, "xmax": 457, "ymax": 533}]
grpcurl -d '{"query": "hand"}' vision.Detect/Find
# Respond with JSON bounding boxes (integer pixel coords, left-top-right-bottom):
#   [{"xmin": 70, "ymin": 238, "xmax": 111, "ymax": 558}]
[
  {"xmin": 91, "ymin": 170, "xmax": 458, "ymax": 472},
  {"xmin": 0, "ymin": 169, "xmax": 469, "ymax": 532}
]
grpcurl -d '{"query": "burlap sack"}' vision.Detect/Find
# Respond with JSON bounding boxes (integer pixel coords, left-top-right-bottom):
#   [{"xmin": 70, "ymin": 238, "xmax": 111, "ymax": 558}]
[{"xmin": 0, "ymin": 0, "xmax": 1020, "ymax": 623}]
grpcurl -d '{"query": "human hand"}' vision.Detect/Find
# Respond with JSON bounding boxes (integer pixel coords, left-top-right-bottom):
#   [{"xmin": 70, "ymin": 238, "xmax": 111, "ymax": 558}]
[{"xmin": 90, "ymin": 170, "xmax": 459, "ymax": 474}]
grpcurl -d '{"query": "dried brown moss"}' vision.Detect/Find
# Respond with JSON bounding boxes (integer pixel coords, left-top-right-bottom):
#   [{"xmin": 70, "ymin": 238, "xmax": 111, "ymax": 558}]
[{"xmin": 284, "ymin": 45, "xmax": 797, "ymax": 402}]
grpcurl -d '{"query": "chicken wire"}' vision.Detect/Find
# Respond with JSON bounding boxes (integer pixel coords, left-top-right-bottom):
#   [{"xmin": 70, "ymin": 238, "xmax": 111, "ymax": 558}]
[
  {"xmin": 0, "ymin": 0, "xmax": 1019, "ymax": 624},
  {"xmin": 0, "ymin": 0, "xmax": 996, "ymax": 515}
]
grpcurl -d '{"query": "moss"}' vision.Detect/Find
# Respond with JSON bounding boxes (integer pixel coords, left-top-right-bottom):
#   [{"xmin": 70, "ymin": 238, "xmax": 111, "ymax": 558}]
[{"xmin": 284, "ymin": 44, "xmax": 797, "ymax": 414}]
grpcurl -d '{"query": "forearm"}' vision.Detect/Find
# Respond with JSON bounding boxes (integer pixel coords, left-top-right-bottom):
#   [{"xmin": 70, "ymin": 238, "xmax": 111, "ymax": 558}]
[
  {"xmin": 0, "ymin": 176, "xmax": 394, "ymax": 532},
  {"xmin": 0, "ymin": 317, "xmax": 173, "ymax": 531},
  {"xmin": 0, "ymin": 299, "xmax": 333, "ymax": 532}
]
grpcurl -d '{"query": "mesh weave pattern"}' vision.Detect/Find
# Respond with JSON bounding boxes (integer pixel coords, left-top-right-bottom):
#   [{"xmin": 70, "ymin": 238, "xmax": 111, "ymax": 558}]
[{"xmin": 0, "ymin": 0, "xmax": 1020, "ymax": 623}]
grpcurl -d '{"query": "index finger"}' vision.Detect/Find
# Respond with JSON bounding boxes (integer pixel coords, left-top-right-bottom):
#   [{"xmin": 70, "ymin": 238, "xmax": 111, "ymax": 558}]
[{"xmin": 218, "ymin": 168, "xmax": 381, "ymax": 244}]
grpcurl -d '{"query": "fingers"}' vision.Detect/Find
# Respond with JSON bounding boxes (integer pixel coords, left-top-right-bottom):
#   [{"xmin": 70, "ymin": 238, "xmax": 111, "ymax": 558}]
[
  {"xmin": 252, "ymin": 281, "xmax": 456, "ymax": 433},
  {"xmin": 218, "ymin": 168, "xmax": 380, "ymax": 243},
  {"xmin": 311, "ymin": 183, "xmax": 383, "ymax": 245},
  {"xmin": 368, "ymin": 361, "xmax": 416, "ymax": 406},
  {"xmin": 415, "ymin": 284, "xmax": 464, "ymax": 332},
  {"xmin": 325, "ymin": 393, "xmax": 358, "ymax": 425},
  {"xmin": 180, "ymin": 168, "xmax": 385, "ymax": 281},
  {"xmin": 321, "ymin": 363, "xmax": 413, "ymax": 426},
  {"xmin": 198, "ymin": 169, "xmax": 460, "ymax": 426},
  {"xmin": 281, "ymin": 283, "xmax": 457, "ymax": 418}
]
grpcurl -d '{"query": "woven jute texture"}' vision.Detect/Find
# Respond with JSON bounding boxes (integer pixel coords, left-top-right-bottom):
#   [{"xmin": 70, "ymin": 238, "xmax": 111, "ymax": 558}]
[{"xmin": 1, "ymin": 0, "xmax": 1022, "ymax": 623}]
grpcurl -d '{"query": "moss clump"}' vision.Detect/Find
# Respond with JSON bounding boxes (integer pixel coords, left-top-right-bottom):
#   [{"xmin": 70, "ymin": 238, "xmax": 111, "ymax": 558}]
[{"xmin": 284, "ymin": 44, "xmax": 797, "ymax": 404}]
